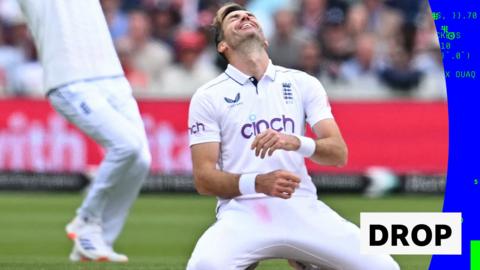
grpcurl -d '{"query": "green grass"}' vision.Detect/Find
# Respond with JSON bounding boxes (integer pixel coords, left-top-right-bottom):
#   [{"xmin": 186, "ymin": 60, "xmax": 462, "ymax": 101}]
[{"xmin": 0, "ymin": 192, "xmax": 442, "ymax": 269}]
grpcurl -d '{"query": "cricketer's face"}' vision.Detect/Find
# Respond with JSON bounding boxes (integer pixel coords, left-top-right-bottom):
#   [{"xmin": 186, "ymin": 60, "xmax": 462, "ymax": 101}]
[{"xmin": 220, "ymin": 10, "xmax": 267, "ymax": 49}]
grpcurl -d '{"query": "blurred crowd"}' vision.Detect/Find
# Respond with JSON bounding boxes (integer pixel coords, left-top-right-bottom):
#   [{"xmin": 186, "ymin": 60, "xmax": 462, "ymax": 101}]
[{"xmin": 0, "ymin": 0, "xmax": 446, "ymax": 100}]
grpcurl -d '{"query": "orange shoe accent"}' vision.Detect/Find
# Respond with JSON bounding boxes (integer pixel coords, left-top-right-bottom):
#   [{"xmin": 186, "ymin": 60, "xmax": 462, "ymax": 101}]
[
  {"xmin": 67, "ymin": 232, "xmax": 77, "ymax": 240},
  {"xmin": 76, "ymin": 255, "xmax": 128, "ymax": 263},
  {"xmin": 79, "ymin": 256, "xmax": 91, "ymax": 262}
]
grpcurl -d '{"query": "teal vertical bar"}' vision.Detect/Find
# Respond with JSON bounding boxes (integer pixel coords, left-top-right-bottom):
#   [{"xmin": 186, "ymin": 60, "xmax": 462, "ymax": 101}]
[{"xmin": 472, "ymin": 241, "xmax": 480, "ymax": 270}]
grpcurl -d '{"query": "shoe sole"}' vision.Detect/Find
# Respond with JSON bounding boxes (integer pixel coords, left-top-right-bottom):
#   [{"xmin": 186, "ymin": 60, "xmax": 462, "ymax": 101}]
[
  {"xmin": 71, "ymin": 255, "xmax": 113, "ymax": 262},
  {"xmin": 77, "ymin": 256, "xmax": 127, "ymax": 263},
  {"xmin": 66, "ymin": 223, "xmax": 128, "ymax": 263}
]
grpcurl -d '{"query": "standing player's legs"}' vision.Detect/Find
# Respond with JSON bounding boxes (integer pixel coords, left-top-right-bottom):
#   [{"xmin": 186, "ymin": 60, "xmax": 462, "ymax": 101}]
[
  {"xmin": 97, "ymin": 77, "xmax": 151, "ymax": 246},
  {"xmin": 48, "ymin": 77, "xmax": 151, "ymax": 257},
  {"xmin": 101, "ymin": 144, "xmax": 149, "ymax": 246}
]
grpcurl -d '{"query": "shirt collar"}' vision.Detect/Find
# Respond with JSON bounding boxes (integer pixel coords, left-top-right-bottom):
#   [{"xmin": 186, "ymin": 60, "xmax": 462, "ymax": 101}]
[{"xmin": 224, "ymin": 60, "xmax": 276, "ymax": 85}]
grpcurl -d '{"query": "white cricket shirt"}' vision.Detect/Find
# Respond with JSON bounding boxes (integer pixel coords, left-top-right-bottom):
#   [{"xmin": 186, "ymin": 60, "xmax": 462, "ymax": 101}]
[
  {"xmin": 188, "ymin": 61, "xmax": 333, "ymax": 208},
  {"xmin": 18, "ymin": 0, "xmax": 124, "ymax": 92}
]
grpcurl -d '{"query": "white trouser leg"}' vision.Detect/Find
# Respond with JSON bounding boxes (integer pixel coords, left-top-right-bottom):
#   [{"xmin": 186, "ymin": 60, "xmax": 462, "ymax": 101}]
[
  {"xmin": 187, "ymin": 199, "xmax": 271, "ymax": 270},
  {"xmin": 95, "ymin": 78, "xmax": 151, "ymax": 246},
  {"xmin": 101, "ymin": 142, "xmax": 150, "ymax": 246},
  {"xmin": 278, "ymin": 198, "xmax": 400, "ymax": 270},
  {"xmin": 49, "ymin": 77, "xmax": 151, "ymax": 245}
]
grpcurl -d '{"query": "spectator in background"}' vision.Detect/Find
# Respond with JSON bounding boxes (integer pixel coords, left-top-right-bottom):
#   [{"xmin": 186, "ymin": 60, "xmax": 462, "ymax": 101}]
[
  {"xmin": 296, "ymin": 38, "xmax": 324, "ymax": 79},
  {"xmin": 0, "ymin": 4, "xmax": 44, "ymax": 98},
  {"xmin": 338, "ymin": 32, "xmax": 385, "ymax": 98},
  {"xmin": 370, "ymin": 3, "xmax": 404, "ymax": 53},
  {"xmin": 353, "ymin": 0, "xmax": 403, "ymax": 53},
  {"xmin": 116, "ymin": 38, "xmax": 149, "ymax": 96},
  {"xmin": 385, "ymin": 0, "xmax": 423, "ymax": 25},
  {"xmin": 412, "ymin": 10, "xmax": 446, "ymax": 100},
  {"xmin": 122, "ymin": 10, "xmax": 172, "ymax": 93},
  {"xmin": 413, "ymin": 42, "xmax": 446, "ymax": 100},
  {"xmin": 8, "ymin": 39, "xmax": 43, "ymax": 97},
  {"xmin": 196, "ymin": 0, "xmax": 222, "ymax": 29},
  {"xmin": 3, "ymin": 10, "xmax": 29, "ymax": 48},
  {"xmin": 101, "ymin": 0, "xmax": 129, "ymax": 41},
  {"xmin": 363, "ymin": 0, "xmax": 385, "ymax": 33},
  {"xmin": 346, "ymin": 3, "xmax": 369, "ymax": 38},
  {"xmin": 157, "ymin": 30, "xmax": 219, "ymax": 99},
  {"xmin": 340, "ymin": 33, "xmax": 378, "ymax": 82},
  {"xmin": 0, "ymin": 0, "xmax": 24, "ymax": 96},
  {"xmin": 0, "ymin": 73, "xmax": 5, "ymax": 97},
  {"xmin": 319, "ymin": 6, "xmax": 355, "ymax": 81},
  {"xmin": 178, "ymin": 0, "xmax": 200, "ymax": 30},
  {"xmin": 0, "ymin": 21, "xmax": 12, "ymax": 95},
  {"xmin": 378, "ymin": 39, "xmax": 423, "ymax": 95},
  {"xmin": 299, "ymin": 0, "xmax": 327, "ymax": 36},
  {"xmin": 320, "ymin": 6, "xmax": 353, "ymax": 62},
  {"xmin": 149, "ymin": 3, "xmax": 181, "ymax": 47},
  {"xmin": 0, "ymin": 42, "xmax": 6, "ymax": 96},
  {"xmin": 268, "ymin": 8, "xmax": 310, "ymax": 69},
  {"xmin": 413, "ymin": 6, "xmax": 437, "ymax": 55}
]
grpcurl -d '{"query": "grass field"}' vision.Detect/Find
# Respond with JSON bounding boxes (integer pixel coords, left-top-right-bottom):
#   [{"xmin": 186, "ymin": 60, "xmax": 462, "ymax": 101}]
[{"xmin": 0, "ymin": 192, "xmax": 442, "ymax": 270}]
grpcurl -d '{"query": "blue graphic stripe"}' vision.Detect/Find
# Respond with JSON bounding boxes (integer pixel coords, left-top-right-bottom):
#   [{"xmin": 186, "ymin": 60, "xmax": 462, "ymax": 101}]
[{"xmin": 429, "ymin": 0, "xmax": 479, "ymax": 269}]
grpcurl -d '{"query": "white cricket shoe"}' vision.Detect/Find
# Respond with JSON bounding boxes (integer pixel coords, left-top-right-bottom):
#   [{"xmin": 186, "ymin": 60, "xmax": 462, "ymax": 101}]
[
  {"xmin": 66, "ymin": 216, "xmax": 84, "ymax": 240},
  {"xmin": 105, "ymin": 246, "xmax": 129, "ymax": 263},
  {"xmin": 69, "ymin": 245, "xmax": 91, "ymax": 262},
  {"xmin": 69, "ymin": 245, "xmax": 128, "ymax": 263},
  {"xmin": 65, "ymin": 217, "xmax": 128, "ymax": 262}
]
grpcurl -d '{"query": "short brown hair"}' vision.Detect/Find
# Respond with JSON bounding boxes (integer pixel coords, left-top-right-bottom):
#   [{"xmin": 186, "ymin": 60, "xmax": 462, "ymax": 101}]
[{"xmin": 212, "ymin": 3, "xmax": 247, "ymax": 48}]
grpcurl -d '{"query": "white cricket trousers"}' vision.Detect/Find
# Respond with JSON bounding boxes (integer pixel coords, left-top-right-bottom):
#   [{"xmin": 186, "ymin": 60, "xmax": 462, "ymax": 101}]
[
  {"xmin": 48, "ymin": 76, "xmax": 151, "ymax": 246},
  {"xmin": 187, "ymin": 196, "xmax": 400, "ymax": 270}
]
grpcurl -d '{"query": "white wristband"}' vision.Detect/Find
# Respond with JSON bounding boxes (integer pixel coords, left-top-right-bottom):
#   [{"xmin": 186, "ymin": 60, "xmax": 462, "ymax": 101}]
[
  {"xmin": 238, "ymin": 173, "xmax": 258, "ymax": 195},
  {"xmin": 294, "ymin": 135, "xmax": 316, "ymax": 157}
]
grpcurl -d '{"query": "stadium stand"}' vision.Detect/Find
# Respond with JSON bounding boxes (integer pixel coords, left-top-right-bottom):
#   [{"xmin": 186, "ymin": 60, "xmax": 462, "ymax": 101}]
[{"xmin": 0, "ymin": 0, "xmax": 447, "ymax": 194}]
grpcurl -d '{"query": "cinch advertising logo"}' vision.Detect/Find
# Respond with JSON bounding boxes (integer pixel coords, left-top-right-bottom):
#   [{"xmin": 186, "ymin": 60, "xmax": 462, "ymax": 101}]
[
  {"xmin": 241, "ymin": 114, "xmax": 295, "ymax": 139},
  {"xmin": 188, "ymin": 122, "xmax": 205, "ymax": 135},
  {"xmin": 360, "ymin": 212, "xmax": 461, "ymax": 255}
]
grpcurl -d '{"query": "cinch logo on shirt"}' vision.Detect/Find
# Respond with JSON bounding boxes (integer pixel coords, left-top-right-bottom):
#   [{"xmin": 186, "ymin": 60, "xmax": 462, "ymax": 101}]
[
  {"xmin": 241, "ymin": 115, "xmax": 295, "ymax": 139},
  {"xmin": 189, "ymin": 122, "xmax": 205, "ymax": 135}
]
